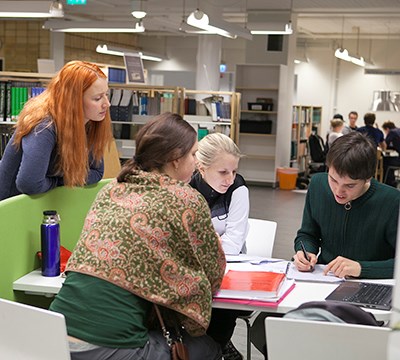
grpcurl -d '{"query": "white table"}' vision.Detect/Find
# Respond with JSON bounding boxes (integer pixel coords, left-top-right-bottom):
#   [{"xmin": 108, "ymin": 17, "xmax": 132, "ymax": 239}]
[{"xmin": 13, "ymin": 268, "xmax": 393, "ymax": 322}]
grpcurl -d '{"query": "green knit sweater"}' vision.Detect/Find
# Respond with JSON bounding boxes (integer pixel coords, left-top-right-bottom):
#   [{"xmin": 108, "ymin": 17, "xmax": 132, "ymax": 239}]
[{"xmin": 294, "ymin": 173, "xmax": 400, "ymax": 279}]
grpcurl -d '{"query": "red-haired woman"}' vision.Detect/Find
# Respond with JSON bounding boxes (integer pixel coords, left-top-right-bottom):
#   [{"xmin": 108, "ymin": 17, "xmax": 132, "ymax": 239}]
[{"xmin": 0, "ymin": 60, "xmax": 113, "ymax": 200}]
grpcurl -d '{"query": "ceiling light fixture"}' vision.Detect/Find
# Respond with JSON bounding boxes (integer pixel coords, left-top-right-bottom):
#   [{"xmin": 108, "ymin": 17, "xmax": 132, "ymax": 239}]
[
  {"xmin": 49, "ymin": 0, "xmax": 64, "ymax": 18},
  {"xmin": 131, "ymin": 0, "xmax": 146, "ymax": 19},
  {"xmin": 0, "ymin": 1, "xmax": 59, "ymax": 18},
  {"xmin": 251, "ymin": 21, "xmax": 293, "ymax": 35},
  {"xmin": 96, "ymin": 44, "xmax": 165, "ymax": 62},
  {"xmin": 186, "ymin": 8, "xmax": 252, "ymax": 40},
  {"xmin": 334, "ymin": 19, "xmax": 365, "ymax": 67},
  {"xmin": 43, "ymin": 20, "xmax": 145, "ymax": 33}
]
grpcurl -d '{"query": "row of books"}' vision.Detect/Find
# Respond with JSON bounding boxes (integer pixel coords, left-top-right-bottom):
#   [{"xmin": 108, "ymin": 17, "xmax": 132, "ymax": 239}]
[
  {"xmin": 0, "ymin": 81, "xmax": 46, "ymax": 122},
  {"xmin": 293, "ymin": 107, "xmax": 322, "ymax": 125},
  {"xmin": 109, "ymin": 88, "xmax": 175, "ymax": 121}
]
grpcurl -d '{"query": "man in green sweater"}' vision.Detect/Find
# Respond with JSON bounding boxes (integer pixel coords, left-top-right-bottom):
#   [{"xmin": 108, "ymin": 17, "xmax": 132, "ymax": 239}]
[{"xmin": 294, "ymin": 131, "xmax": 400, "ymax": 279}]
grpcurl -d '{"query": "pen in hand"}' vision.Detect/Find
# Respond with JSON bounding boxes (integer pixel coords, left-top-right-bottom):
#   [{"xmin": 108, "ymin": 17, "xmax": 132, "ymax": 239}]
[{"xmin": 300, "ymin": 240, "xmax": 314, "ymax": 271}]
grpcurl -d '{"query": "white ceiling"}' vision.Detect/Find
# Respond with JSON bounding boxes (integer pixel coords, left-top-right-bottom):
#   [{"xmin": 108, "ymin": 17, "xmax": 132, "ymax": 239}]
[{"xmin": 13, "ymin": 0, "xmax": 400, "ymax": 39}]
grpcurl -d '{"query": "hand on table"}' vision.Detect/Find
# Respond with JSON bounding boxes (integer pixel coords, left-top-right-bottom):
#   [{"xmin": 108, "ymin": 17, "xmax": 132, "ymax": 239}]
[
  {"xmin": 293, "ymin": 250, "xmax": 318, "ymax": 272},
  {"xmin": 323, "ymin": 256, "xmax": 361, "ymax": 278}
]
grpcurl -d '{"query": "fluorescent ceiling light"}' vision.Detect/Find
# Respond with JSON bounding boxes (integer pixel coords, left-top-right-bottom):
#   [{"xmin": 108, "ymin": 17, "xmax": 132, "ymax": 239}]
[
  {"xmin": 335, "ymin": 48, "xmax": 365, "ymax": 67},
  {"xmin": 0, "ymin": 1, "xmax": 60, "ymax": 18},
  {"xmin": 43, "ymin": 20, "xmax": 144, "ymax": 33},
  {"xmin": 251, "ymin": 22, "xmax": 293, "ymax": 35},
  {"xmin": 96, "ymin": 44, "xmax": 165, "ymax": 62},
  {"xmin": 186, "ymin": 9, "xmax": 252, "ymax": 40}
]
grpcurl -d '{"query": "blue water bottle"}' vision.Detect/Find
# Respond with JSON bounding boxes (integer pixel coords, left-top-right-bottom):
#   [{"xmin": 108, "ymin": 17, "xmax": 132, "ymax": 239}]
[{"xmin": 41, "ymin": 210, "xmax": 61, "ymax": 277}]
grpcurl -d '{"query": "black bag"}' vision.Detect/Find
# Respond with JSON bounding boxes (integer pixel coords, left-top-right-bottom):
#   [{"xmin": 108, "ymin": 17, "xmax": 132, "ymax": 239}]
[
  {"xmin": 284, "ymin": 301, "xmax": 383, "ymax": 326},
  {"xmin": 308, "ymin": 134, "xmax": 326, "ymax": 163}
]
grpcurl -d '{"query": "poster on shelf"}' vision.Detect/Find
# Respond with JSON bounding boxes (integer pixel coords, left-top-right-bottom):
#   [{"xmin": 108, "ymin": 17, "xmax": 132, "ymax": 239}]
[{"xmin": 124, "ymin": 54, "xmax": 145, "ymax": 84}]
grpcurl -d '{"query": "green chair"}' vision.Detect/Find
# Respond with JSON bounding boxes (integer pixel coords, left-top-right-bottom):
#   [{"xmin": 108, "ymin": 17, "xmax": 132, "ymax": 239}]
[{"xmin": 0, "ymin": 179, "xmax": 111, "ymax": 307}]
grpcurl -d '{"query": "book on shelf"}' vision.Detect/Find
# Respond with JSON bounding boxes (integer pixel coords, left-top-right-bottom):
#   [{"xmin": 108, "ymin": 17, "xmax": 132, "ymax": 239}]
[
  {"xmin": 109, "ymin": 89, "xmax": 123, "ymax": 121},
  {"xmin": 118, "ymin": 89, "xmax": 133, "ymax": 121},
  {"xmin": 215, "ymin": 270, "xmax": 287, "ymax": 300}
]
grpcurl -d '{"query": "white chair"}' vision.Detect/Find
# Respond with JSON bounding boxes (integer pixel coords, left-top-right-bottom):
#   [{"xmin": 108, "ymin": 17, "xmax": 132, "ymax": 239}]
[
  {"xmin": 0, "ymin": 298, "xmax": 71, "ymax": 360},
  {"xmin": 239, "ymin": 218, "xmax": 277, "ymax": 360},
  {"xmin": 265, "ymin": 317, "xmax": 389, "ymax": 360}
]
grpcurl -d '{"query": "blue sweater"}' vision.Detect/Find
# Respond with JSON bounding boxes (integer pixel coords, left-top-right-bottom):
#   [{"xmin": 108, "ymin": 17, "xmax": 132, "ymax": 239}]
[
  {"xmin": 0, "ymin": 120, "xmax": 103, "ymax": 200},
  {"xmin": 294, "ymin": 173, "xmax": 400, "ymax": 279}
]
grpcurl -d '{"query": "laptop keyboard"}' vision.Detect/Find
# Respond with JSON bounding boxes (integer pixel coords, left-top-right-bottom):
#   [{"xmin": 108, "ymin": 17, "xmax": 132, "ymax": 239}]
[{"xmin": 344, "ymin": 283, "xmax": 392, "ymax": 305}]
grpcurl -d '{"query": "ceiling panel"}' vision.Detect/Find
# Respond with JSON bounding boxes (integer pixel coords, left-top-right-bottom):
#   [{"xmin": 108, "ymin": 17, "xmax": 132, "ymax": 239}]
[{"xmin": 5, "ymin": 0, "xmax": 400, "ymax": 39}]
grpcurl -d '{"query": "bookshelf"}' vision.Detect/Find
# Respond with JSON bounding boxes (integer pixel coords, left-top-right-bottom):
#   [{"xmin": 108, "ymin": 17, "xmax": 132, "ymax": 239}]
[
  {"xmin": 108, "ymin": 83, "xmax": 181, "ymax": 160},
  {"xmin": 0, "ymin": 72, "xmax": 52, "ymax": 159},
  {"xmin": 291, "ymin": 105, "xmax": 322, "ymax": 173},
  {"xmin": 181, "ymin": 89, "xmax": 240, "ymax": 144},
  {"xmin": 235, "ymin": 64, "xmax": 290, "ymax": 185}
]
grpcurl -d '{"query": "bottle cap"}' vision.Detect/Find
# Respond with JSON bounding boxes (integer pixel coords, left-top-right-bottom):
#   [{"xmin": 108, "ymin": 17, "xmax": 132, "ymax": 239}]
[{"xmin": 43, "ymin": 210, "xmax": 57, "ymax": 216}]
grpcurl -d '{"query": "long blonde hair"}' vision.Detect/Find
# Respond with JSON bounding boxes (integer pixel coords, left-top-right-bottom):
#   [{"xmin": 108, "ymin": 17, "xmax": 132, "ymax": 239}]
[{"xmin": 14, "ymin": 61, "xmax": 112, "ymax": 187}]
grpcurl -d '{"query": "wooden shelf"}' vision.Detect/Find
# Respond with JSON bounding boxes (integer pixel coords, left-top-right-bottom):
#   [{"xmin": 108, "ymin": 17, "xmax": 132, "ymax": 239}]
[
  {"xmin": 243, "ymin": 154, "xmax": 275, "ymax": 160},
  {"xmin": 241, "ymin": 110, "xmax": 278, "ymax": 115},
  {"xmin": 240, "ymin": 133, "xmax": 276, "ymax": 138}
]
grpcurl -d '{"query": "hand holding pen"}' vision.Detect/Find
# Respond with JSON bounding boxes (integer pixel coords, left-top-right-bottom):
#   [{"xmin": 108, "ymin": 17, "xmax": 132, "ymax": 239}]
[{"xmin": 293, "ymin": 240, "xmax": 317, "ymax": 272}]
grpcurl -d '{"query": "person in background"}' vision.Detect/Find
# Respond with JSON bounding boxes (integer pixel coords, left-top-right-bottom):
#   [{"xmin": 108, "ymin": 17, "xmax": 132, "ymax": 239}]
[
  {"xmin": 190, "ymin": 132, "xmax": 249, "ymax": 360},
  {"xmin": 294, "ymin": 132, "xmax": 399, "ymax": 279},
  {"xmin": 50, "ymin": 113, "xmax": 226, "ymax": 360},
  {"xmin": 251, "ymin": 132, "xmax": 400, "ymax": 359},
  {"xmin": 342, "ymin": 111, "xmax": 358, "ymax": 134},
  {"xmin": 0, "ymin": 60, "xmax": 113, "ymax": 201},
  {"xmin": 382, "ymin": 121, "xmax": 400, "ymax": 187},
  {"xmin": 327, "ymin": 118, "xmax": 344, "ymax": 147},
  {"xmin": 356, "ymin": 112, "xmax": 386, "ymax": 150},
  {"xmin": 325, "ymin": 113, "xmax": 344, "ymax": 151}
]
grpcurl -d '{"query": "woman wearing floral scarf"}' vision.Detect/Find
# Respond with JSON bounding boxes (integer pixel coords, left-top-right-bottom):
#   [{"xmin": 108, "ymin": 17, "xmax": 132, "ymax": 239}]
[{"xmin": 50, "ymin": 112, "xmax": 226, "ymax": 360}]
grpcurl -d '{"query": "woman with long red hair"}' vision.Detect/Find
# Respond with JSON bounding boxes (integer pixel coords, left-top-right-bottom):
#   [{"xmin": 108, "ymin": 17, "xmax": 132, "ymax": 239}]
[{"xmin": 0, "ymin": 60, "xmax": 113, "ymax": 201}]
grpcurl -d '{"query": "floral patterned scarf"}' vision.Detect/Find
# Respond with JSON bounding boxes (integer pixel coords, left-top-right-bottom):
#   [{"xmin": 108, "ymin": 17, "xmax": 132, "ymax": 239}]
[{"xmin": 66, "ymin": 170, "xmax": 226, "ymax": 335}]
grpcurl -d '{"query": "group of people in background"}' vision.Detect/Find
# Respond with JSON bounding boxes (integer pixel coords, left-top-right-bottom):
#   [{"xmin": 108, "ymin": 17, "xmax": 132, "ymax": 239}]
[
  {"xmin": 0, "ymin": 60, "xmax": 399, "ymax": 360},
  {"xmin": 327, "ymin": 110, "xmax": 400, "ymax": 188}
]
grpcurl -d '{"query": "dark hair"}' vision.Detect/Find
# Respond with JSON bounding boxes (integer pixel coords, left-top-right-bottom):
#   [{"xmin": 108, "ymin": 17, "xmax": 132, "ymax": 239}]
[
  {"xmin": 364, "ymin": 112, "xmax": 376, "ymax": 126},
  {"xmin": 117, "ymin": 112, "xmax": 197, "ymax": 182},
  {"xmin": 333, "ymin": 113, "xmax": 344, "ymax": 120},
  {"xmin": 326, "ymin": 132, "xmax": 376, "ymax": 180},
  {"xmin": 348, "ymin": 111, "xmax": 358, "ymax": 117},
  {"xmin": 382, "ymin": 121, "xmax": 396, "ymax": 130}
]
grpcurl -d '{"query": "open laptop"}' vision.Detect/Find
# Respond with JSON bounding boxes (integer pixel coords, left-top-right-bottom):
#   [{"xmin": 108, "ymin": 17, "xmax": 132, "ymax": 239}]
[
  {"xmin": 325, "ymin": 208, "xmax": 400, "ymax": 311},
  {"xmin": 325, "ymin": 281, "xmax": 392, "ymax": 310},
  {"xmin": 0, "ymin": 298, "xmax": 70, "ymax": 360}
]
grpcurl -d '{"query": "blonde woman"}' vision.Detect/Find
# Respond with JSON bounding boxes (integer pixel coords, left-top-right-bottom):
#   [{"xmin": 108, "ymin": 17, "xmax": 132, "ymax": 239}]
[
  {"xmin": 190, "ymin": 132, "xmax": 250, "ymax": 360},
  {"xmin": 190, "ymin": 132, "xmax": 249, "ymax": 255},
  {"xmin": 0, "ymin": 60, "xmax": 112, "ymax": 200}
]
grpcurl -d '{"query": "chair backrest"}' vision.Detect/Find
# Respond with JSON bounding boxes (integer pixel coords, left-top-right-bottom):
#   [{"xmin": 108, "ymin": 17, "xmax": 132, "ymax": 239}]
[
  {"xmin": 0, "ymin": 179, "xmax": 111, "ymax": 303},
  {"xmin": 265, "ymin": 317, "xmax": 389, "ymax": 360},
  {"xmin": 0, "ymin": 298, "xmax": 71, "ymax": 360},
  {"xmin": 246, "ymin": 218, "xmax": 277, "ymax": 258},
  {"xmin": 375, "ymin": 148, "xmax": 384, "ymax": 182},
  {"xmin": 103, "ymin": 138, "xmax": 121, "ymax": 179}
]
